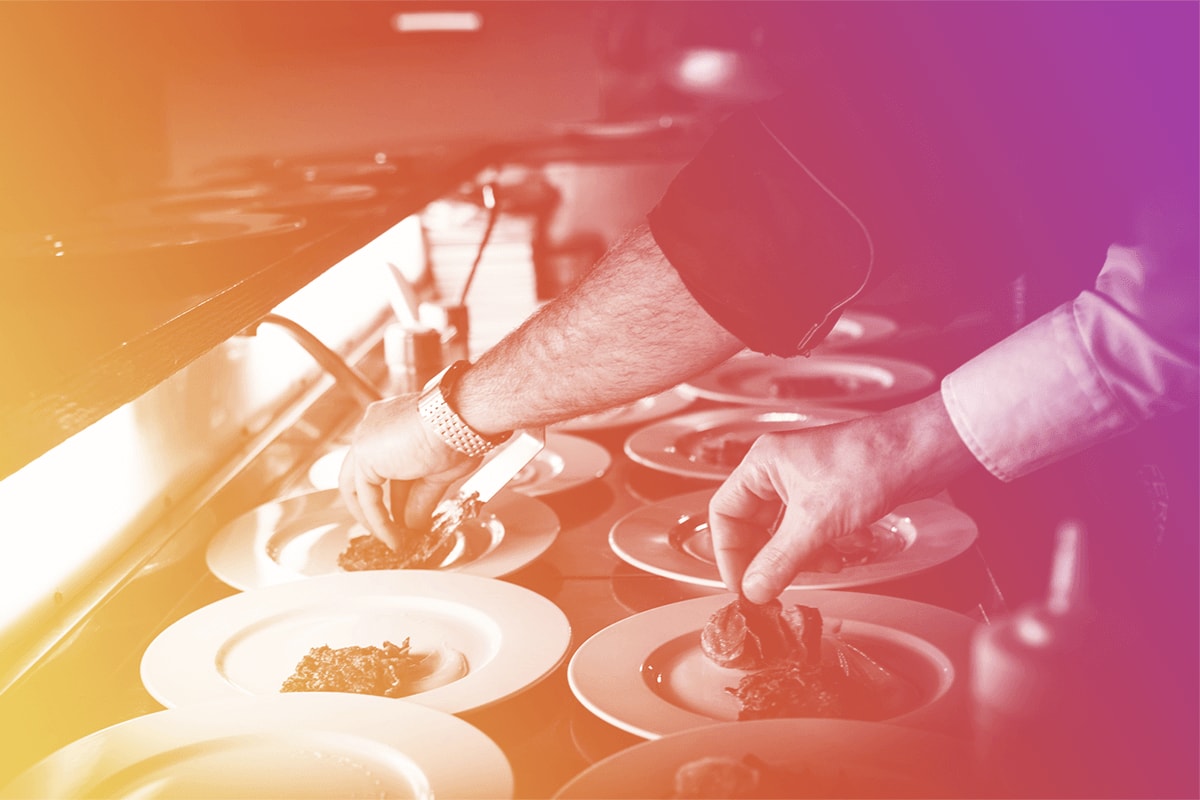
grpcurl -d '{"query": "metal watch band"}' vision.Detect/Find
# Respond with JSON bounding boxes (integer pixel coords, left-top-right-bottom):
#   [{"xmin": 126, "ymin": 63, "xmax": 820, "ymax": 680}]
[{"xmin": 416, "ymin": 361, "xmax": 510, "ymax": 457}]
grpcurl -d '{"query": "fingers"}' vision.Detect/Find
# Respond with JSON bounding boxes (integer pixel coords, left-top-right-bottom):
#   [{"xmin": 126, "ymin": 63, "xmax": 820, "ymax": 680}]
[
  {"xmin": 338, "ymin": 450, "xmax": 370, "ymax": 532},
  {"xmin": 398, "ymin": 477, "xmax": 454, "ymax": 531},
  {"xmin": 355, "ymin": 469, "xmax": 405, "ymax": 550},
  {"xmin": 708, "ymin": 430, "xmax": 847, "ymax": 603},
  {"xmin": 338, "ymin": 447, "xmax": 407, "ymax": 550},
  {"xmin": 708, "ymin": 472, "xmax": 781, "ymax": 595},
  {"xmin": 741, "ymin": 503, "xmax": 828, "ymax": 603}
]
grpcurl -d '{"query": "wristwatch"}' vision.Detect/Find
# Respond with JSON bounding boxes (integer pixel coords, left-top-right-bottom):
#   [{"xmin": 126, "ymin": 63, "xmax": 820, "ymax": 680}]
[{"xmin": 417, "ymin": 360, "xmax": 512, "ymax": 457}]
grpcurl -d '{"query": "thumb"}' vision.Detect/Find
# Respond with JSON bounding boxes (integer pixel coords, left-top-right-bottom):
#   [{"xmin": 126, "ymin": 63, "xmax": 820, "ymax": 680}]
[{"xmin": 740, "ymin": 505, "xmax": 824, "ymax": 603}]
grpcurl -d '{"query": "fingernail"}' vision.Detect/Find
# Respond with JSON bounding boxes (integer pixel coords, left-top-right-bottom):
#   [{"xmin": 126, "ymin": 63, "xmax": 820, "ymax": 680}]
[{"xmin": 743, "ymin": 572, "xmax": 770, "ymax": 601}]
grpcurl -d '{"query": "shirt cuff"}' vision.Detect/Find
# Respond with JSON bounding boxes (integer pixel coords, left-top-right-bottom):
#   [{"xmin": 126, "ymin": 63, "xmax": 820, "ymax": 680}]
[{"xmin": 942, "ymin": 274, "xmax": 1198, "ymax": 481}]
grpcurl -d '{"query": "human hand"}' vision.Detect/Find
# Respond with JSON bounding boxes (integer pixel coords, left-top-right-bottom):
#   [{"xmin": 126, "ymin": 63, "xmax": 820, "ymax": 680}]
[
  {"xmin": 708, "ymin": 393, "xmax": 975, "ymax": 603},
  {"xmin": 338, "ymin": 393, "xmax": 479, "ymax": 549}
]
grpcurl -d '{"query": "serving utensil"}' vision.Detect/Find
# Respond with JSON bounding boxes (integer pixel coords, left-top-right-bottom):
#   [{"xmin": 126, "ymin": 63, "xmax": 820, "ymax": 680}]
[{"xmin": 418, "ymin": 429, "xmax": 547, "ymax": 564}]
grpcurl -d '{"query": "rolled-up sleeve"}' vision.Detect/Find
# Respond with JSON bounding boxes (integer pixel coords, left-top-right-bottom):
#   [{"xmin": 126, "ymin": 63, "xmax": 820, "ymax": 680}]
[
  {"xmin": 646, "ymin": 95, "xmax": 873, "ymax": 357},
  {"xmin": 942, "ymin": 244, "xmax": 1199, "ymax": 481}
]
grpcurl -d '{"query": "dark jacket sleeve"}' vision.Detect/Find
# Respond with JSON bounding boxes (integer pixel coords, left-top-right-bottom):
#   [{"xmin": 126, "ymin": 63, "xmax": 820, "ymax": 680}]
[{"xmin": 646, "ymin": 95, "xmax": 873, "ymax": 357}]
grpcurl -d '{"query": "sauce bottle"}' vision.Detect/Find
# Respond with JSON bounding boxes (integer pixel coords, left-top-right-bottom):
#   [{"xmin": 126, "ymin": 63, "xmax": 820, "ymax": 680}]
[{"xmin": 969, "ymin": 520, "xmax": 1100, "ymax": 797}]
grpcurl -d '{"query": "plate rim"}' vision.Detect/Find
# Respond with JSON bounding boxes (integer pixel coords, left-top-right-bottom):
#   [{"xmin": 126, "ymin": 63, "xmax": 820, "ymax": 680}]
[
  {"xmin": 609, "ymin": 490, "xmax": 979, "ymax": 590},
  {"xmin": 514, "ymin": 432, "xmax": 613, "ymax": 496},
  {"xmin": 818, "ymin": 309, "xmax": 900, "ymax": 350},
  {"xmin": 552, "ymin": 716, "xmax": 967, "ymax": 799},
  {"xmin": 680, "ymin": 354, "xmax": 937, "ymax": 407},
  {"xmin": 622, "ymin": 406, "xmax": 867, "ymax": 480},
  {"xmin": 141, "ymin": 570, "xmax": 572, "ymax": 715},
  {"xmin": 553, "ymin": 388, "xmax": 694, "ymax": 432}
]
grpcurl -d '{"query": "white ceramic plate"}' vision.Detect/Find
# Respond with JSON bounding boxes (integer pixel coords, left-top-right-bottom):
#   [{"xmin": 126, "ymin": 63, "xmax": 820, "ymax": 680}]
[
  {"xmin": 681, "ymin": 354, "xmax": 936, "ymax": 408},
  {"xmin": 623, "ymin": 406, "xmax": 865, "ymax": 480},
  {"xmin": 610, "ymin": 491, "xmax": 978, "ymax": 591},
  {"xmin": 0, "ymin": 693, "xmax": 512, "ymax": 800},
  {"xmin": 553, "ymin": 388, "xmax": 694, "ymax": 432},
  {"xmin": 568, "ymin": 589, "xmax": 975, "ymax": 740},
  {"xmin": 553, "ymin": 717, "xmax": 968, "ymax": 799},
  {"xmin": 141, "ymin": 570, "xmax": 571, "ymax": 715},
  {"xmin": 308, "ymin": 434, "xmax": 611, "ymax": 497},
  {"xmin": 93, "ymin": 183, "xmax": 378, "ymax": 219},
  {"xmin": 205, "ymin": 488, "xmax": 559, "ymax": 591},
  {"xmin": 306, "ymin": 446, "xmax": 349, "ymax": 490},
  {"xmin": 505, "ymin": 432, "xmax": 612, "ymax": 496},
  {"xmin": 556, "ymin": 117, "xmax": 689, "ymax": 138},
  {"xmin": 817, "ymin": 309, "xmax": 900, "ymax": 350},
  {"xmin": 4, "ymin": 212, "xmax": 306, "ymax": 258}
]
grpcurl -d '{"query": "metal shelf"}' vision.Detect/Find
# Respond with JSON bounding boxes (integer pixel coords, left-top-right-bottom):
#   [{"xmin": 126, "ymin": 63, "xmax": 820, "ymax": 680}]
[{"xmin": 0, "ymin": 146, "xmax": 498, "ymax": 482}]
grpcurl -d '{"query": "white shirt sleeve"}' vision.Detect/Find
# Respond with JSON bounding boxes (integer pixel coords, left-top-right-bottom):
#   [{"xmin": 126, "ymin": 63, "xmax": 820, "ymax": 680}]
[{"xmin": 941, "ymin": 244, "xmax": 1199, "ymax": 482}]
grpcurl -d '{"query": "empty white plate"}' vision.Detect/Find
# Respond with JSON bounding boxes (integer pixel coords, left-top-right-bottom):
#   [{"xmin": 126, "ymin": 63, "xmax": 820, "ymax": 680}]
[
  {"xmin": 816, "ymin": 309, "xmax": 900, "ymax": 350},
  {"xmin": 553, "ymin": 388, "xmax": 694, "ymax": 432},
  {"xmin": 0, "ymin": 693, "xmax": 512, "ymax": 799}
]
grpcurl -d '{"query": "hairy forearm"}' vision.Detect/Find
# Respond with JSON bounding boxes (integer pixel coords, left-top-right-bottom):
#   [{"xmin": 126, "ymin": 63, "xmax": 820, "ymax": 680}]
[{"xmin": 455, "ymin": 223, "xmax": 743, "ymax": 434}]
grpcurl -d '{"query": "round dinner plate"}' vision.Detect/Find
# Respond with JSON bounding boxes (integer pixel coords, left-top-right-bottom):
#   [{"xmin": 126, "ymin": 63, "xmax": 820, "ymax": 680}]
[
  {"xmin": 817, "ymin": 309, "xmax": 900, "ymax": 350},
  {"xmin": 3, "ymin": 212, "xmax": 306, "ymax": 259},
  {"xmin": 505, "ymin": 432, "xmax": 612, "ymax": 496},
  {"xmin": 308, "ymin": 433, "xmax": 610, "ymax": 497},
  {"xmin": 681, "ymin": 353, "xmax": 936, "ymax": 408},
  {"xmin": 0, "ymin": 693, "xmax": 512, "ymax": 800},
  {"xmin": 554, "ymin": 718, "xmax": 968, "ymax": 799},
  {"xmin": 567, "ymin": 589, "xmax": 975, "ymax": 740},
  {"xmin": 623, "ymin": 406, "xmax": 865, "ymax": 481},
  {"xmin": 141, "ymin": 570, "xmax": 571, "ymax": 715},
  {"xmin": 93, "ymin": 183, "xmax": 379, "ymax": 219},
  {"xmin": 609, "ymin": 491, "xmax": 978, "ymax": 591},
  {"xmin": 205, "ymin": 488, "xmax": 559, "ymax": 591},
  {"xmin": 553, "ymin": 388, "xmax": 694, "ymax": 432}
]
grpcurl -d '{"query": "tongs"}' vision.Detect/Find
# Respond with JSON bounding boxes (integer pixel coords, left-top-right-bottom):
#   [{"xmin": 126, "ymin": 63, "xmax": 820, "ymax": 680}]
[{"xmin": 428, "ymin": 427, "xmax": 546, "ymax": 542}]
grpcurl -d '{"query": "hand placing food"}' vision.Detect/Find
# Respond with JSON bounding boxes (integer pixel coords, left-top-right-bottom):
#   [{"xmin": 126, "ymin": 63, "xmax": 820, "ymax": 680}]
[
  {"xmin": 338, "ymin": 393, "xmax": 480, "ymax": 550},
  {"xmin": 707, "ymin": 393, "xmax": 977, "ymax": 603}
]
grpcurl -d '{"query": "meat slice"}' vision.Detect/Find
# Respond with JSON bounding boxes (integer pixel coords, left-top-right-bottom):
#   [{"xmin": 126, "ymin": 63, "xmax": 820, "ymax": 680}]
[
  {"xmin": 699, "ymin": 596, "xmax": 822, "ymax": 670},
  {"xmin": 726, "ymin": 662, "xmax": 841, "ymax": 720}
]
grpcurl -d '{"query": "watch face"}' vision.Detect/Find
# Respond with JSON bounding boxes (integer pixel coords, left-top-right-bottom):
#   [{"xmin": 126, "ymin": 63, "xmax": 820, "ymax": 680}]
[{"xmin": 438, "ymin": 360, "xmax": 469, "ymax": 404}]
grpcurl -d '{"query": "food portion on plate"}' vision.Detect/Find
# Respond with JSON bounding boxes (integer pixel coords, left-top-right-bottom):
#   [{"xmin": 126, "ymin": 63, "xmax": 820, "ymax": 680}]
[
  {"xmin": 669, "ymin": 752, "xmax": 891, "ymax": 800},
  {"xmin": 281, "ymin": 638, "xmax": 468, "ymax": 699},
  {"xmin": 700, "ymin": 597, "xmax": 919, "ymax": 722},
  {"xmin": 335, "ymin": 496, "xmax": 489, "ymax": 572},
  {"xmin": 568, "ymin": 589, "xmax": 972, "ymax": 740},
  {"xmin": 610, "ymin": 491, "xmax": 977, "ymax": 591},
  {"xmin": 681, "ymin": 354, "xmax": 936, "ymax": 409}
]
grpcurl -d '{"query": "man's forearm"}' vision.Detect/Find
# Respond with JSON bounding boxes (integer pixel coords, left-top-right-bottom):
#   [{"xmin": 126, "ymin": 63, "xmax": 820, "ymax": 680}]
[{"xmin": 454, "ymin": 223, "xmax": 743, "ymax": 435}]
